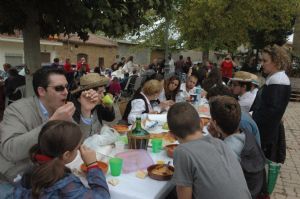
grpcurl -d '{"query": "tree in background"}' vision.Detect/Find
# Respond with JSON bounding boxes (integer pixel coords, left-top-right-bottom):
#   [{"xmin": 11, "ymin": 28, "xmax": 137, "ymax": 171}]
[
  {"xmin": 175, "ymin": 0, "xmax": 298, "ymax": 62},
  {"xmin": 0, "ymin": 0, "xmax": 171, "ymax": 94}
]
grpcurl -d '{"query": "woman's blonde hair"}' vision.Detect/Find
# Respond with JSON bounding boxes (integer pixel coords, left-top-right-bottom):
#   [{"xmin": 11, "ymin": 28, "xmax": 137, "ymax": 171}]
[
  {"xmin": 142, "ymin": 79, "xmax": 163, "ymax": 96},
  {"xmin": 262, "ymin": 44, "xmax": 291, "ymax": 71}
]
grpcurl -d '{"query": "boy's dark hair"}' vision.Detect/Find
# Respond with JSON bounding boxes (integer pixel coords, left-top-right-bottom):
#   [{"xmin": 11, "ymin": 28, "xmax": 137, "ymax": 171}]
[
  {"xmin": 206, "ymin": 84, "xmax": 233, "ymax": 100},
  {"xmin": 209, "ymin": 96, "xmax": 241, "ymax": 135},
  {"xmin": 167, "ymin": 102, "xmax": 201, "ymax": 139},
  {"xmin": 32, "ymin": 67, "xmax": 65, "ymax": 97}
]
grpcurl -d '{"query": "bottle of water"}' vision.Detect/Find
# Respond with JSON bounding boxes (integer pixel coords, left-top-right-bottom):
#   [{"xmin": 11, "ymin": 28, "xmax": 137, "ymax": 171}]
[{"xmin": 195, "ymin": 86, "xmax": 202, "ymax": 105}]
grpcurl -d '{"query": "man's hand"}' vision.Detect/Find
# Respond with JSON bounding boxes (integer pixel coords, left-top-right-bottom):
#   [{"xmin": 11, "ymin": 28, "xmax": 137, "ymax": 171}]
[
  {"xmin": 49, "ymin": 102, "xmax": 75, "ymax": 121},
  {"xmin": 79, "ymin": 89, "xmax": 99, "ymax": 118}
]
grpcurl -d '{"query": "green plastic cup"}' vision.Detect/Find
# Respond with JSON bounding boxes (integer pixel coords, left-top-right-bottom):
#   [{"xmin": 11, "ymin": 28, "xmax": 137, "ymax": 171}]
[
  {"xmin": 120, "ymin": 135, "xmax": 128, "ymax": 144},
  {"xmin": 109, "ymin": 158, "xmax": 123, "ymax": 176},
  {"xmin": 267, "ymin": 161, "xmax": 281, "ymax": 194},
  {"xmin": 151, "ymin": 138, "xmax": 162, "ymax": 153},
  {"xmin": 102, "ymin": 95, "xmax": 113, "ymax": 105}
]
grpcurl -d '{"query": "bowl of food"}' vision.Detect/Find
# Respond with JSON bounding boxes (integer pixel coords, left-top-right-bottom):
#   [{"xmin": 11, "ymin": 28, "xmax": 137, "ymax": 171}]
[
  {"xmin": 164, "ymin": 144, "xmax": 178, "ymax": 158},
  {"xmin": 147, "ymin": 164, "xmax": 174, "ymax": 181},
  {"xmin": 80, "ymin": 161, "xmax": 108, "ymax": 174},
  {"xmin": 112, "ymin": 125, "xmax": 129, "ymax": 134}
]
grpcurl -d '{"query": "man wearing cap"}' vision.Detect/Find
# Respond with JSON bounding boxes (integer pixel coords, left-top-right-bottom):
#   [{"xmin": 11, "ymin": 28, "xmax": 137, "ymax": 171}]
[
  {"xmin": 230, "ymin": 71, "xmax": 256, "ymax": 112},
  {"xmin": 71, "ymin": 73, "xmax": 118, "ymax": 145},
  {"xmin": 0, "ymin": 67, "xmax": 98, "ymax": 181}
]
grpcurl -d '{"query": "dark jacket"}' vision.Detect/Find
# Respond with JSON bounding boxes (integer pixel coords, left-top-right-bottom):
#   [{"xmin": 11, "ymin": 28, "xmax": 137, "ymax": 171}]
[
  {"xmin": 241, "ymin": 131, "xmax": 266, "ymax": 198},
  {"xmin": 4, "ymin": 74, "xmax": 25, "ymax": 102},
  {"xmin": 251, "ymin": 71, "xmax": 290, "ymax": 162},
  {"xmin": 251, "ymin": 71, "xmax": 291, "ymax": 146}
]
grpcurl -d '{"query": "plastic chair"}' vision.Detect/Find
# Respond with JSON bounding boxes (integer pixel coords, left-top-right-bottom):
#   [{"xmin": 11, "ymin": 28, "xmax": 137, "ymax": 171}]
[{"xmin": 5, "ymin": 85, "xmax": 26, "ymax": 107}]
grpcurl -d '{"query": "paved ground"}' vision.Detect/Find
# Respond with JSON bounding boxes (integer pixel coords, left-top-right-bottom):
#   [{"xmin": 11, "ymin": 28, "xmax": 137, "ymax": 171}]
[{"xmin": 271, "ymin": 102, "xmax": 300, "ymax": 199}]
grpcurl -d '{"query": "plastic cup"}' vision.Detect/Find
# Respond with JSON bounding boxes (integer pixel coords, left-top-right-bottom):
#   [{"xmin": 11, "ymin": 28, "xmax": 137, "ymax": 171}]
[
  {"xmin": 120, "ymin": 135, "xmax": 128, "ymax": 144},
  {"xmin": 267, "ymin": 162, "xmax": 281, "ymax": 194},
  {"xmin": 102, "ymin": 95, "xmax": 113, "ymax": 105},
  {"xmin": 109, "ymin": 158, "xmax": 123, "ymax": 176},
  {"xmin": 151, "ymin": 139, "xmax": 162, "ymax": 153}
]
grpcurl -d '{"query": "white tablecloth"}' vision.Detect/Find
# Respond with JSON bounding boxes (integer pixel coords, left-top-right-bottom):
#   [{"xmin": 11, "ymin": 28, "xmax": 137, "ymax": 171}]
[{"xmin": 66, "ymin": 146, "xmax": 174, "ymax": 199}]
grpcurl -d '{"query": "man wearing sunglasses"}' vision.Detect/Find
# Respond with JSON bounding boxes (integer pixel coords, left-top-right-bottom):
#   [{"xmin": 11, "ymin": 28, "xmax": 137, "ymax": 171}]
[{"xmin": 0, "ymin": 67, "xmax": 98, "ymax": 181}]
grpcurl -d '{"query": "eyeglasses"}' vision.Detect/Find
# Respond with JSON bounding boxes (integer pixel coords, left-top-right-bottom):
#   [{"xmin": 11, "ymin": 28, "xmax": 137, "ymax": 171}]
[{"xmin": 47, "ymin": 84, "xmax": 68, "ymax": 92}]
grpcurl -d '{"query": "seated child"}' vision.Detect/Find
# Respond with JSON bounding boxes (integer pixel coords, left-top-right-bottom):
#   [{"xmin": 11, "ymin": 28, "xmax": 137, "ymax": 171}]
[
  {"xmin": 209, "ymin": 96, "xmax": 266, "ymax": 198},
  {"xmin": 167, "ymin": 102, "xmax": 251, "ymax": 199},
  {"xmin": 13, "ymin": 120, "xmax": 110, "ymax": 199}
]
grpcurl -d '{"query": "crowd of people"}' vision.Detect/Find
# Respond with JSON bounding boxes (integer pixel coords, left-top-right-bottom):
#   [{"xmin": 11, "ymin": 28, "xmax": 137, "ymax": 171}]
[{"xmin": 0, "ymin": 44, "xmax": 292, "ymax": 199}]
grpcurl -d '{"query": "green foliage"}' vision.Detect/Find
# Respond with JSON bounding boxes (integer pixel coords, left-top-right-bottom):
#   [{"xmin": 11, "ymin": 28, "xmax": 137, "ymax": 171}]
[
  {"xmin": 0, "ymin": 0, "xmax": 172, "ymax": 39},
  {"xmin": 175, "ymin": 0, "xmax": 299, "ymax": 52}
]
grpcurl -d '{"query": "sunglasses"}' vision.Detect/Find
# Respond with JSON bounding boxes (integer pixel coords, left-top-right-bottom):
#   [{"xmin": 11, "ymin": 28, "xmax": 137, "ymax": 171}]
[{"xmin": 47, "ymin": 84, "xmax": 68, "ymax": 92}]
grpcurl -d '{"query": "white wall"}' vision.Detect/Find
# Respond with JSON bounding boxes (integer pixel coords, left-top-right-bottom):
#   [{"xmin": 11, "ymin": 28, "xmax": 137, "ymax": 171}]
[
  {"xmin": 117, "ymin": 43, "xmax": 151, "ymax": 65},
  {"xmin": 0, "ymin": 41, "xmax": 58, "ymax": 70}
]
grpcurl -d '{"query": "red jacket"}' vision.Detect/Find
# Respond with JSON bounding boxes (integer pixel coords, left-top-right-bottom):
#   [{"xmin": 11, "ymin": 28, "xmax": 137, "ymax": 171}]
[
  {"xmin": 64, "ymin": 63, "xmax": 73, "ymax": 73},
  {"xmin": 221, "ymin": 61, "xmax": 233, "ymax": 78},
  {"xmin": 77, "ymin": 62, "xmax": 90, "ymax": 73}
]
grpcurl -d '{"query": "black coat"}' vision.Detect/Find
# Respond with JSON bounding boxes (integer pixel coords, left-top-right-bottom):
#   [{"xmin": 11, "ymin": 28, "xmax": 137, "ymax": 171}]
[{"xmin": 251, "ymin": 72, "xmax": 290, "ymax": 162}]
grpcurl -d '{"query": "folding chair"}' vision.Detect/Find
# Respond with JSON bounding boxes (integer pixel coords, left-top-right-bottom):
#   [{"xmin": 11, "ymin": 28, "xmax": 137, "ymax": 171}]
[{"xmin": 5, "ymin": 85, "xmax": 26, "ymax": 107}]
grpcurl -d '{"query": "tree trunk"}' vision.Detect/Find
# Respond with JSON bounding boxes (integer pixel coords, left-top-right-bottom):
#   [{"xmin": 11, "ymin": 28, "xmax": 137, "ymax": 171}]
[
  {"xmin": 22, "ymin": 9, "xmax": 41, "ymax": 97},
  {"xmin": 202, "ymin": 50, "xmax": 209, "ymax": 63},
  {"xmin": 164, "ymin": 17, "xmax": 170, "ymax": 61},
  {"xmin": 293, "ymin": 15, "xmax": 300, "ymax": 57}
]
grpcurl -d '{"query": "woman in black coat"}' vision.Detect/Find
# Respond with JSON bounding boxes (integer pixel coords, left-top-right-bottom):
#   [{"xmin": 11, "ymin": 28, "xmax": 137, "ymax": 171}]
[{"xmin": 251, "ymin": 45, "xmax": 291, "ymax": 163}]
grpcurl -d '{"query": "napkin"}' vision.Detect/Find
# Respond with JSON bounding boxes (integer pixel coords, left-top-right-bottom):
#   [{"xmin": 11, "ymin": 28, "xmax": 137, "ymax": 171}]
[{"xmin": 147, "ymin": 113, "xmax": 167, "ymax": 123}]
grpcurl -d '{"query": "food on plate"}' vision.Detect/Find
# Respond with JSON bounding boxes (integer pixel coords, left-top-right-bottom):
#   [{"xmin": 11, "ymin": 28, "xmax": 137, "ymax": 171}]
[
  {"xmin": 150, "ymin": 132, "xmax": 176, "ymax": 144},
  {"xmin": 108, "ymin": 178, "xmax": 120, "ymax": 186},
  {"xmin": 112, "ymin": 125, "xmax": 129, "ymax": 133},
  {"xmin": 156, "ymin": 160, "xmax": 165, "ymax": 164},
  {"xmin": 136, "ymin": 170, "xmax": 147, "ymax": 179},
  {"xmin": 151, "ymin": 164, "xmax": 174, "ymax": 176},
  {"xmin": 198, "ymin": 105, "xmax": 210, "ymax": 115},
  {"xmin": 165, "ymin": 144, "xmax": 179, "ymax": 158},
  {"xmin": 80, "ymin": 161, "xmax": 108, "ymax": 174},
  {"xmin": 162, "ymin": 122, "xmax": 169, "ymax": 130}
]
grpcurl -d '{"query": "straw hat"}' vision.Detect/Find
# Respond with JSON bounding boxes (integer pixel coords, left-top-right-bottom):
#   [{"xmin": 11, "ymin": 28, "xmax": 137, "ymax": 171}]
[
  {"xmin": 230, "ymin": 71, "xmax": 253, "ymax": 82},
  {"xmin": 71, "ymin": 73, "xmax": 109, "ymax": 94},
  {"xmin": 250, "ymin": 73, "xmax": 260, "ymax": 86}
]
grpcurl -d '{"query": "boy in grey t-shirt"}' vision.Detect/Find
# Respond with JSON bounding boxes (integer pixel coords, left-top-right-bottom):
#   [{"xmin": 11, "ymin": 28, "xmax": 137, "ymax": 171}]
[{"xmin": 167, "ymin": 102, "xmax": 251, "ymax": 199}]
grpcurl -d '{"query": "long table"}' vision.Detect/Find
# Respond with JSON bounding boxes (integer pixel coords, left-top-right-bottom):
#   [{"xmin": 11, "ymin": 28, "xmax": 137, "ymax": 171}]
[{"xmin": 66, "ymin": 144, "xmax": 174, "ymax": 199}]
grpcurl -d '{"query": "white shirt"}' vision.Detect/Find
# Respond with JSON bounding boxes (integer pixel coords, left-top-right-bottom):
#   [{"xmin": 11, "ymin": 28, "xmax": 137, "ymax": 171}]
[
  {"xmin": 128, "ymin": 92, "xmax": 153, "ymax": 124},
  {"xmin": 169, "ymin": 59, "xmax": 175, "ymax": 73},
  {"xmin": 250, "ymin": 88, "xmax": 258, "ymax": 98},
  {"xmin": 122, "ymin": 61, "xmax": 138, "ymax": 74},
  {"xmin": 180, "ymin": 83, "xmax": 196, "ymax": 99},
  {"xmin": 266, "ymin": 71, "xmax": 290, "ymax": 86},
  {"xmin": 238, "ymin": 91, "xmax": 256, "ymax": 112},
  {"xmin": 158, "ymin": 88, "xmax": 166, "ymax": 102}
]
